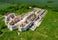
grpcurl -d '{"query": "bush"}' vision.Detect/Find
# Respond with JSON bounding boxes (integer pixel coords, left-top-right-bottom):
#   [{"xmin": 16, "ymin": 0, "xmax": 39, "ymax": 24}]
[
  {"xmin": 52, "ymin": 8, "xmax": 58, "ymax": 12},
  {"xmin": 47, "ymin": 1, "xmax": 54, "ymax": 3},
  {"xmin": 0, "ymin": 31, "xmax": 3, "ymax": 34}
]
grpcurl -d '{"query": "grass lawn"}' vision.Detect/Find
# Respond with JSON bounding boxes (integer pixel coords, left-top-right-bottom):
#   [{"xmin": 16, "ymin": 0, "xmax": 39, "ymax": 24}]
[{"xmin": 0, "ymin": 8, "xmax": 58, "ymax": 40}]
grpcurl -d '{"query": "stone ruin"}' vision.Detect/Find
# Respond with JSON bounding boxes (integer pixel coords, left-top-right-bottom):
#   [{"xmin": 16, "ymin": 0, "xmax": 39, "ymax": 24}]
[{"xmin": 4, "ymin": 8, "xmax": 47, "ymax": 31}]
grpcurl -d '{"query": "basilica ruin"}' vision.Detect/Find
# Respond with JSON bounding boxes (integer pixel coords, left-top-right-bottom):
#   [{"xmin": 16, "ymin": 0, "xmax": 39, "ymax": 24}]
[{"xmin": 4, "ymin": 8, "xmax": 47, "ymax": 31}]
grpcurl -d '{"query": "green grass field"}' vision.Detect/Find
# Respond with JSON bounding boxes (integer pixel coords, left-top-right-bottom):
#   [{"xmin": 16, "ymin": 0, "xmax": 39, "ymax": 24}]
[
  {"xmin": 0, "ymin": 0, "xmax": 58, "ymax": 8},
  {"xmin": 0, "ymin": 2, "xmax": 58, "ymax": 40},
  {"xmin": 0, "ymin": 7, "xmax": 58, "ymax": 40},
  {"xmin": 0, "ymin": 2, "xmax": 33, "ymax": 15}
]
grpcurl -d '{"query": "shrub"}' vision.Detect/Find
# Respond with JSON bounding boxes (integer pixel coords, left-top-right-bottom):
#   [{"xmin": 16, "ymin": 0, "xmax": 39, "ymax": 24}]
[{"xmin": 0, "ymin": 31, "xmax": 3, "ymax": 34}]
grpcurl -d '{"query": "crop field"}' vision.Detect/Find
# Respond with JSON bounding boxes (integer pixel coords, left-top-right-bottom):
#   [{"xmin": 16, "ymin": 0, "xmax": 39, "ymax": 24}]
[{"xmin": 0, "ymin": 2, "xmax": 58, "ymax": 40}]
